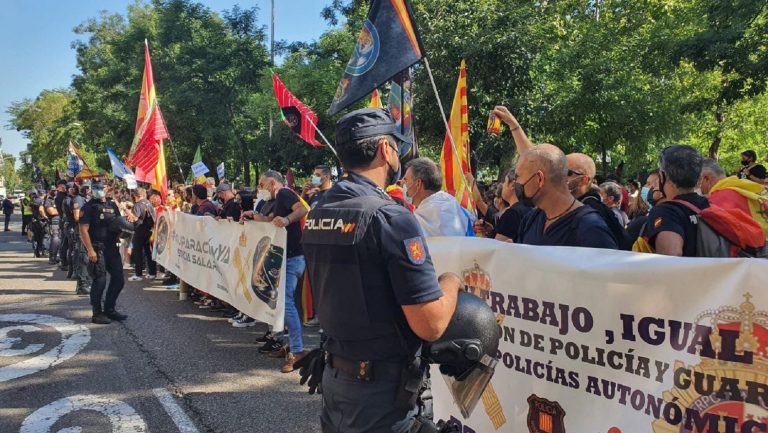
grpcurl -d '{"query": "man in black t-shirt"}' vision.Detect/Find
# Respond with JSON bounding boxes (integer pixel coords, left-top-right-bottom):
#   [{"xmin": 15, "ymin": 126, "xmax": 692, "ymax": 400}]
[
  {"xmin": 306, "ymin": 165, "xmax": 333, "ymax": 209},
  {"xmin": 243, "ymin": 170, "xmax": 308, "ymax": 371},
  {"xmin": 639, "ymin": 145, "xmax": 708, "ymax": 257},
  {"xmin": 491, "ymin": 169, "xmax": 531, "ymax": 242},
  {"xmin": 516, "ymin": 145, "xmax": 618, "ymax": 249},
  {"xmin": 129, "ymin": 188, "xmax": 156, "ymax": 281},
  {"xmin": 216, "ymin": 183, "xmax": 242, "ymax": 220},
  {"xmin": 738, "ymin": 150, "xmax": 767, "ymax": 183}
]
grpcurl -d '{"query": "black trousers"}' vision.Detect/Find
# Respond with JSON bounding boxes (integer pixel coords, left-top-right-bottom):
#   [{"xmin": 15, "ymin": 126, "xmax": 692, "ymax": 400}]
[
  {"xmin": 48, "ymin": 218, "xmax": 61, "ymax": 263},
  {"xmin": 89, "ymin": 244, "xmax": 124, "ymax": 314},
  {"xmin": 132, "ymin": 229, "xmax": 156, "ymax": 277},
  {"xmin": 321, "ymin": 366, "xmax": 418, "ymax": 433},
  {"xmin": 3, "ymin": 213, "xmax": 10, "ymax": 230},
  {"xmin": 22, "ymin": 215, "xmax": 32, "ymax": 234},
  {"xmin": 59, "ymin": 222, "xmax": 69, "ymax": 266}
]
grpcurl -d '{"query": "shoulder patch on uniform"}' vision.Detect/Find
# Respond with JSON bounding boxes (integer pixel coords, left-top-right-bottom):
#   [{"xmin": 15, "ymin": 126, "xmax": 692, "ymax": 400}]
[
  {"xmin": 404, "ymin": 237, "xmax": 426, "ymax": 265},
  {"xmin": 654, "ymin": 217, "xmax": 663, "ymax": 228}
]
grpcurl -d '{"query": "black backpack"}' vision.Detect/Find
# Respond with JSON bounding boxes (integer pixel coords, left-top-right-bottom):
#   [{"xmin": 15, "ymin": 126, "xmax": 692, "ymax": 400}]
[{"xmin": 581, "ymin": 195, "xmax": 633, "ymax": 250}]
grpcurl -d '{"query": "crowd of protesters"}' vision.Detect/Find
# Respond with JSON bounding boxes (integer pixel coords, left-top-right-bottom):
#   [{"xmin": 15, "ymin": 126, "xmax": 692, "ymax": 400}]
[{"xmin": 5, "ymin": 106, "xmax": 767, "ymax": 375}]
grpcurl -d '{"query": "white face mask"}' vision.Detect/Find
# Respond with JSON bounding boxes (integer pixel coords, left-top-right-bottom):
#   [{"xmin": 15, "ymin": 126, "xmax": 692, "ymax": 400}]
[
  {"xmin": 401, "ymin": 183, "xmax": 413, "ymax": 204},
  {"xmin": 257, "ymin": 189, "xmax": 272, "ymax": 202},
  {"xmin": 311, "ymin": 175, "xmax": 322, "ymax": 187}
]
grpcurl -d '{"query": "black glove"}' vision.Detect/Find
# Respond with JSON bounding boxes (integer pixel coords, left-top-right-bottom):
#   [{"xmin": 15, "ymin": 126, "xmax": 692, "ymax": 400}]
[{"xmin": 294, "ymin": 348, "xmax": 325, "ymax": 394}]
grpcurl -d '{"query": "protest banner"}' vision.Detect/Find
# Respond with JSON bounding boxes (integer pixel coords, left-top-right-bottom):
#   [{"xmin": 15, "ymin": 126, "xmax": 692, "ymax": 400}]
[
  {"xmin": 427, "ymin": 237, "xmax": 768, "ymax": 433},
  {"xmin": 154, "ymin": 211, "xmax": 287, "ymax": 330}
]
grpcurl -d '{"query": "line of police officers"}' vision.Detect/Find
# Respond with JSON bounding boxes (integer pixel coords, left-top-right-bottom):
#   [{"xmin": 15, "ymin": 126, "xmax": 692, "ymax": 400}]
[{"xmin": 22, "ymin": 180, "xmax": 136, "ymax": 324}]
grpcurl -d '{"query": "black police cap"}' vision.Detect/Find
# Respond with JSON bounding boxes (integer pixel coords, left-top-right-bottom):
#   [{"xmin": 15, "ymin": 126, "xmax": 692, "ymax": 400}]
[{"xmin": 335, "ymin": 108, "xmax": 411, "ymax": 149}]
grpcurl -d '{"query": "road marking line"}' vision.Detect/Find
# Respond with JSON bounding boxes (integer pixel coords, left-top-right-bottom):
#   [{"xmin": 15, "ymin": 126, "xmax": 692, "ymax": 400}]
[{"xmin": 152, "ymin": 387, "xmax": 201, "ymax": 433}]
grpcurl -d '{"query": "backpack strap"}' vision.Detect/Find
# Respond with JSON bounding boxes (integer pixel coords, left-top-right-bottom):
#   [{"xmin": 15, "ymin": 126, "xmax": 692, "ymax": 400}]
[{"xmin": 668, "ymin": 199, "xmax": 703, "ymax": 215}]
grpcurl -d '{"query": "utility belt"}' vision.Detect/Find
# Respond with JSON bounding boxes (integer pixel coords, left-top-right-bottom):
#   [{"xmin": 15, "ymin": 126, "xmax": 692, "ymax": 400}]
[
  {"xmin": 325, "ymin": 353, "xmax": 403, "ymax": 383},
  {"xmin": 326, "ymin": 352, "xmax": 426, "ymax": 410}
]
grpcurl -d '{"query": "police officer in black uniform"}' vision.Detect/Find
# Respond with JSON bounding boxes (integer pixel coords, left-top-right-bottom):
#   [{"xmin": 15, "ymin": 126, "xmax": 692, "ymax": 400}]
[
  {"xmin": 301, "ymin": 108, "xmax": 462, "ymax": 433},
  {"xmin": 79, "ymin": 181, "xmax": 137, "ymax": 324},
  {"xmin": 54, "ymin": 180, "xmax": 69, "ymax": 269},
  {"xmin": 44, "ymin": 186, "xmax": 62, "ymax": 264},
  {"xmin": 30, "ymin": 190, "xmax": 47, "ymax": 257}
]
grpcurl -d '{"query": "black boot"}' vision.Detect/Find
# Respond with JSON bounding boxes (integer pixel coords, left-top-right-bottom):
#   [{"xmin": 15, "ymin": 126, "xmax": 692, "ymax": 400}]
[
  {"xmin": 91, "ymin": 313, "xmax": 112, "ymax": 324},
  {"xmin": 104, "ymin": 310, "xmax": 128, "ymax": 321}
]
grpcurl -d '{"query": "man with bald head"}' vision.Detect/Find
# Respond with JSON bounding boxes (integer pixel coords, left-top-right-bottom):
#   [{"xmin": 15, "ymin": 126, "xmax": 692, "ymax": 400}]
[
  {"xmin": 515, "ymin": 145, "xmax": 618, "ymax": 249},
  {"xmin": 566, "ymin": 153, "xmax": 597, "ymax": 199},
  {"xmin": 492, "ymin": 106, "xmax": 628, "ymax": 249}
]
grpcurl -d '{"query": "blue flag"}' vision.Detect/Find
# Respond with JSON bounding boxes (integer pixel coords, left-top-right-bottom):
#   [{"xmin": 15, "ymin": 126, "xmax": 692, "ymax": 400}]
[
  {"xmin": 328, "ymin": 0, "xmax": 425, "ymax": 115},
  {"xmin": 107, "ymin": 147, "xmax": 134, "ymax": 179}
]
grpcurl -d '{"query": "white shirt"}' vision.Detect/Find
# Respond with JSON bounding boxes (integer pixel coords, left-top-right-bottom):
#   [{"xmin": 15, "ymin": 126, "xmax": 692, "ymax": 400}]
[{"xmin": 414, "ymin": 191, "xmax": 471, "ymax": 237}]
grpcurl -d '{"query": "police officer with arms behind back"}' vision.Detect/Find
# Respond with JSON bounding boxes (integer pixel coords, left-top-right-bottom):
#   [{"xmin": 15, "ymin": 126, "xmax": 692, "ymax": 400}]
[
  {"xmin": 299, "ymin": 108, "xmax": 464, "ymax": 433},
  {"xmin": 79, "ymin": 181, "xmax": 138, "ymax": 324}
]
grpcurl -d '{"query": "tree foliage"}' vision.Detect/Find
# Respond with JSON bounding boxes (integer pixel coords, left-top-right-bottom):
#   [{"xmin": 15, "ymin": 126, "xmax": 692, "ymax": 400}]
[{"xmin": 6, "ymin": 0, "xmax": 768, "ymax": 186}]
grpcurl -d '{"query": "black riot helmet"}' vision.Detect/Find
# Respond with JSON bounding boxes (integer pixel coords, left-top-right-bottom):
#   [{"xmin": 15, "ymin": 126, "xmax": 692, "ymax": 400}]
[{"xmin": 424, "ymin": 291, "xmax": 501, "ymax": 418}]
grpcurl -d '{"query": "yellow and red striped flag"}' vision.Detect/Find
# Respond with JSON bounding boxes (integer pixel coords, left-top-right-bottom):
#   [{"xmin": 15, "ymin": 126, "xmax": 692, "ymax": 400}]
[
  {"xmin": 127, "ymin": 39, "xmax": 169, "ymax": 202},
  {"xmin": 368, "ymin": 89, "xmax": 383, "ymax": 108},
  {"xmin": 439, "ymin": 60, "xmax": 473, "ymax": 213}
]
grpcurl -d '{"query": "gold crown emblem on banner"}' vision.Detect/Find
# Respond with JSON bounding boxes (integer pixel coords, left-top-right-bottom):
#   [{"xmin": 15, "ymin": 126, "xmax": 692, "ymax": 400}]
[
  {"xmin": 695, "ymin": 293, "xmax": 767, "ymax": 363},
  {"xmin": 652, "ymin": 293, "xmax": 768, "ymax": 433}
]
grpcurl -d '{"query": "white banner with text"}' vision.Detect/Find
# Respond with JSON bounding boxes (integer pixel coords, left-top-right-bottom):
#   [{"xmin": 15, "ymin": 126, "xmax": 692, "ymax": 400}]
[
  {"xmin": 428, "ymin": 237, "xmax": 768, "ymax": 433},
  {"xmin": 154, "ymin": 211, "xmax": 286, "ymax": 330}
]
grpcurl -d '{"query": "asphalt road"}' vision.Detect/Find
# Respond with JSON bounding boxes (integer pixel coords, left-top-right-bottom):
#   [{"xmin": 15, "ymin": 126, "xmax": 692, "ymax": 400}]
[{"xmin": 0, "ymin": 214, "xmax": 322, "ymax": 433}]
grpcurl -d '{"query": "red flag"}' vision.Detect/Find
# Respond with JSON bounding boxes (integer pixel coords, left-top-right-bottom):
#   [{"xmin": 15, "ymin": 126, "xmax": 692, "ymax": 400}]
[
  {"xmin": 272, "ymin": 72, "xmax": 323, "ymax": 147},
  {"xmin": 127, "ymin": 40, "xmax": 169, "ymax": 193}
]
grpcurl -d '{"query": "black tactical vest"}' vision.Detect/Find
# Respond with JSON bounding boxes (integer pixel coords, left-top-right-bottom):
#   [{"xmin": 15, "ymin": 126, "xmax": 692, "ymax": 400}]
[{"xmin": 302, "ymin": 195, "xmax": 411, "ymax": 354}]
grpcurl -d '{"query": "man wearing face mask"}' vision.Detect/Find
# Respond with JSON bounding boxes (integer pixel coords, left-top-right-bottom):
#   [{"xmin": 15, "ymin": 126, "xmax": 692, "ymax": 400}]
[
  {"xmin": 80, "ymin": 181, "xmax": 138, "ymax": 324},
  {"xmin": 738, "ymin": 150, "xmax": 767, "ymax": 184},
  {"xmin": 243, "ymin": 170, "xmax": 309, "ymax": 371},
  {"xmin": 636, "ymin": 145, "xmax": 708, "ymax": 257},
  {"xmin": 300, "ymin": 108, "xmax": 461, "ymax": 432},
  {"xmin": 307, "ymin": 165, "xmax": 333, "ymax": 209},
  {"xmin": 516, "ymin": 145, "xmax": 619, "ymax": 249},
  {"xmin": 401, "ymin": 157, "xmax": 471, "ymax": 237}
]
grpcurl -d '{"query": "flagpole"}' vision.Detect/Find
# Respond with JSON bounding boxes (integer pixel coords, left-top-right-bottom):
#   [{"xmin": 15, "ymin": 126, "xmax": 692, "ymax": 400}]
[
  {"xmin": 423, "ymin": 57, "xmax": 475, "ymax": 210},
  {"xmin": 165, "ymin": 135, "xmax": 185, "ymax": 181},
  {"xmin": 305, "ymin": 117, "xmax": 340, "ymax": 162}
]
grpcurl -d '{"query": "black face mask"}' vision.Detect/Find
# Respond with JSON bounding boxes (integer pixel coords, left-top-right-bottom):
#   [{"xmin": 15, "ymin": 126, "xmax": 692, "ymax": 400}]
[
  {"xmin": 646, "ymin": 187, "xmax": 659, "ymax": 207},
  {"xmin": 385, "ymin": 144, "xmax": 402, "ymax": 186},
  {"xmin": 386, "ymin": 160, "xmax": 401, "ymax": 187},
  {"xmin": 514, "ymin": 173, "xmax": 540, "ymax": 208},
  {"xmin": 741, "ymin": 159, "xmax": 751, "ymax": 167}
]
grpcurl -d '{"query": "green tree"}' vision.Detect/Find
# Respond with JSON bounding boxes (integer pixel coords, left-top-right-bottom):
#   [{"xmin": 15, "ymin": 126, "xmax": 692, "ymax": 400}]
[
  {"xmin": 674, "ymin": 0, "xmax": 768, "ymax": 158},
  {"xmin": 72, "ymin": 0, "xmax": 271, "ymax": 186},
  {"xmin": 6, "ymin": 89, "xmax": 92, "ymax": 179}
]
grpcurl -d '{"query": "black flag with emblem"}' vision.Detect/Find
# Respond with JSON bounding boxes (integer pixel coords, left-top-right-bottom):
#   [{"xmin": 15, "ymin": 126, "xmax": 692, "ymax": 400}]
[{"xmin": 328, "ymin": 0, "xmax": 425, "ymax": 116}]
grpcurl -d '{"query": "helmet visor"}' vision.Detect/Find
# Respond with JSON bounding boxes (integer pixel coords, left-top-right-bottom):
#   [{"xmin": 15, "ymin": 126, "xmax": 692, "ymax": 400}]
[{"xmin": 442, "ymin": 354, "xmax": 497, "ymax": 418}]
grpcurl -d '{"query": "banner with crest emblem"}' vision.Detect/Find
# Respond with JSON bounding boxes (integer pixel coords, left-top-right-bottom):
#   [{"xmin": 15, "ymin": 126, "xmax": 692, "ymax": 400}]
[
  {"xmin": 153, "ymin": 211, "xmax": 287, "ymax": 330},
  {"xmin": 427, "ymin": 237, "xmax": 768, "ymax": 433}
]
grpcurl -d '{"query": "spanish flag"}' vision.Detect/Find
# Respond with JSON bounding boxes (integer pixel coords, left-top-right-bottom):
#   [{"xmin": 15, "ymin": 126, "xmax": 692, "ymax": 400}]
[
  {"xmin": 439, "ymin": 60, "xmax": 473, "ymax": 213},
  {"xmin": 710, "ymin": 176, "xmax": 768, "ymax": 240},
  {"xmin": 127, "ymin": 40, "xmax": 169, "ymax": 203},
  {"xmin": 369, "ymin": 89, "xmax": 383, "ymax": 108}
]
